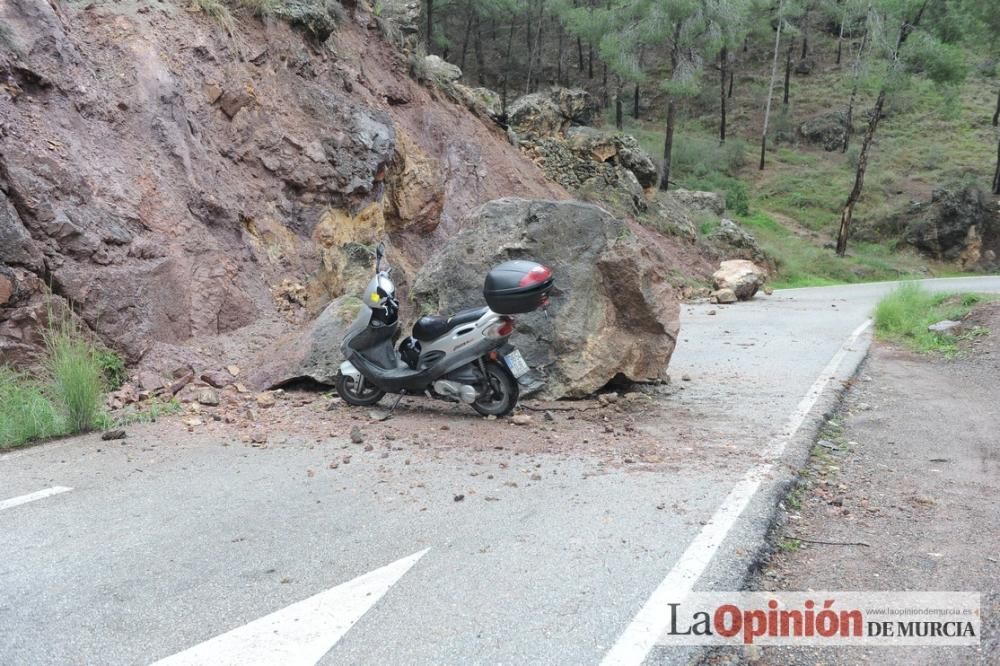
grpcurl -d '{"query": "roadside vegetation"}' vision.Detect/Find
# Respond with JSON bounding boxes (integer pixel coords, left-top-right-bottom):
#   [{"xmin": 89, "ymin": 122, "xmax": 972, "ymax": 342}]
[
  {"xmin": 0, "ymin": 320, "xmax": 151, "ymax": 450},
  {"xmin": 873, "ymin": 283, "xmax": 992, "ymax": 354},
  {"xmin": 429, "ymin": 0, "xmax": 999, "ymax": 288}
]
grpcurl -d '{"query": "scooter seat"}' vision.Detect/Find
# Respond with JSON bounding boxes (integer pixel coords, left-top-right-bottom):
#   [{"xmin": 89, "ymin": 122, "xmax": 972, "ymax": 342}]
[{"xmin": 413, "ymin": 306, "xmax": 489, "ymax": 342}]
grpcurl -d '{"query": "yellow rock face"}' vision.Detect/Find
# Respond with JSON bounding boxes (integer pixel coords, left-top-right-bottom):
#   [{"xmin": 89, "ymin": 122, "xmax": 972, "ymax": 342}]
[
  {"xmin": 383, "ymin": 129, "xmax": 444, "ymax": 233},
  {"xmin": 306, "ymin": 203, "xmax": 386, "ymax": 310}
]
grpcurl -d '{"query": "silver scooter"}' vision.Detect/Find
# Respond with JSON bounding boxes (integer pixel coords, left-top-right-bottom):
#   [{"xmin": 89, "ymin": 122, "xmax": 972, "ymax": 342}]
[{"xmin": 336, "ymin": 243, "xmax": 552, "ymax": 416}]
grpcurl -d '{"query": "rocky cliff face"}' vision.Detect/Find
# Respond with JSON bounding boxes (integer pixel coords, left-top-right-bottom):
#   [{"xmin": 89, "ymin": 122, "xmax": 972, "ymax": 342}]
[{"xmin": 0, "ymin": 0, "xmax": 563, "ymax": 367}]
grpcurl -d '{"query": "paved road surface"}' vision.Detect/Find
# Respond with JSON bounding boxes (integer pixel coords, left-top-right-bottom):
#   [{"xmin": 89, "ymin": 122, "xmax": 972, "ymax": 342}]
[{"xmin": 2, "ymin": 277, "xmax": 999, "ymax": 665}]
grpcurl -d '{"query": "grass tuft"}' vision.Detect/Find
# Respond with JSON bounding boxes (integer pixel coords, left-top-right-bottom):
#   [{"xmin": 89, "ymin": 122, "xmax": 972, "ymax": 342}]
[
  {"xmin": 191, "ymin": 0, "xmax": 238, "ymax": 36},
  {"xmin": 44, "ymin": 322, "xmax": 105, "ymax": 434},
  {"xmin": 873, "ymin": 283, "xmax": 991, "ymax": 354},
  {"xmin": 0, "ymin": 368, "xmax": 64, "ymax": 448}
]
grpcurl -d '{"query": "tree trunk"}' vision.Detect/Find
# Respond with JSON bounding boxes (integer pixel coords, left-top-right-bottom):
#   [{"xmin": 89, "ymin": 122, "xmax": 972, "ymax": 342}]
[
  {"xmin": 633, "ymin": 83, "xmax": 640, "ymax": 119},
  {"xmin": 577, "ymin": 37, "xmax": 584, "ymax": 71},
  {"xmin": 459, "ymin": 6, "xmax": 474, "ymax": 71},
  {"xmin": 837, "ymin": 89, "xmax": 885, "ymax": 255},
  {"xmin": 602, "ymin": 62, "xmax": 609, "ymax": 108},
  {"xmin": 843, "ymin": 25, "xmax": 869, "ymax": 152},
  {"xmin": 760, "ymin": 13, "xmax": 784, "ymax": 170},
  {"xmin": 835, "ymin": 18, "xmax": 845, "ymax": 65},
  {"xmin": 783, "ymin": 43, "xmax": 792, "ymax": 106},
  {"xmin": 661, "ymin": 99, "xmax": 676, "ymax": 191},
  {"xmin": 501, "ymin": 20, "xmax": 515, "ymax": 115},
  {"xmin": 556, "ymin": 22, "xmax": 563, "ymax": 85},
  {"xmin": 474, "ymin": 15, "xmax": 485, "ymax": 84},
  {"xmin": 993, "ymin": 137, "xmax": 1000, "ymax": 195},
  {"xmin": 843, "ymin": 87, "xmax": 856, "ymax": 153},
  {"xmin": 588, "ymin": 43, "xmax": 593, "ymax": 79},
  {"xmin": 527, "ymin": 7, "xmax": 544, "ymax": 93},
  {"xmin": 993, "ymin": 88, "xmax": 999, "ymax": 127},
  {"xmin": 836, "ymin": 1, "xmax": 928, "ymax": 255},
  {"xmin": 425, "ymin": 0, "xmax": 433, "ymax": 52},
  {"xmin": 719, "ymin": 45, "xmax": 727, "ymax": 144},
  {"xmin": 660, "ymin": 20, "xmax": 683, "ymax": 191},
  {"xmin": 728, "ymin": 67, "xmax": 734, "ymax": 98},
  {"xmin": 525, "ymin": 5, "xmax": 535, "ymax": 93},
  {"xmin": 615, "ymin": 87, "xmax": 623, "ymax": 130}
]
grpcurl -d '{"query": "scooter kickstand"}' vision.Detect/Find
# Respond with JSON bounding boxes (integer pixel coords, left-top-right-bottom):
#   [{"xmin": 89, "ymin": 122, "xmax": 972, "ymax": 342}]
[{"xmin": 385, "ymin": 392, "xmax": 405, "ymax": 416}]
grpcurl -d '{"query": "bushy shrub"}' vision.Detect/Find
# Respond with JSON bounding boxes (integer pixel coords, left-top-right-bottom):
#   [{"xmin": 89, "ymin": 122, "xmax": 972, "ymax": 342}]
[
  {"xmin": 96, "ymin": 349, "xmax": 128, "ymax": 391},
  {"xmin": 44, "ymin": 323, "xmax": 105, "ymax": 434}
]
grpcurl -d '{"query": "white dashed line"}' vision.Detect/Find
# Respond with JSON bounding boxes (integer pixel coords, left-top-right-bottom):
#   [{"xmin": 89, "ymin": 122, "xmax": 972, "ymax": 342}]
[{"xmin": 0, "ymin": 486, "xmax": 74, "ymax": 512}]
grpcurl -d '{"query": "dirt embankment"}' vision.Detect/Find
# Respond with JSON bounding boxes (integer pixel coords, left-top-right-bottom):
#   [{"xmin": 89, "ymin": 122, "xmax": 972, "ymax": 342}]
[{"xmin": 0, "ymin": 0, "xmax": 571, "ymax": 370}]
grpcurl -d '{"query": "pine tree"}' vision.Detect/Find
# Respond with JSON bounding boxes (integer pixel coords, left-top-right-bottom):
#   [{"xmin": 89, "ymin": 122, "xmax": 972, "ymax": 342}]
[{"xmin": 835, "ymin": 0, "xmax": 967, "ymax": 255}]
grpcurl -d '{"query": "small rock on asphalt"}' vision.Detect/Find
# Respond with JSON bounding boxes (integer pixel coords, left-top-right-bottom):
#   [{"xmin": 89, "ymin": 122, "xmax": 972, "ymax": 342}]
[
  {"xmin": 350, "ymin": 426, "xmax": 364, "ymax": 443},
  {"xmin": 512, "ymin": 414, "xmax": 532, "ymax": 426},
  {"xmin": 101, "ymin": 429, "xmax": 126, "ymax": 441},
  {"xmin": 197, "ymin": 389, "xmax": 219, "ymax": 406},
  {"xmin": 255, "ymin": 392, "xmax": 276, "ymax": 408}
]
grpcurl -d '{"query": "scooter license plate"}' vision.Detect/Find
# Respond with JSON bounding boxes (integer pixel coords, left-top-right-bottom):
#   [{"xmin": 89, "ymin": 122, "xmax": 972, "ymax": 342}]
[{"xmin": 503, "ymin": 350, "xmax": 529, "ymax": 378}]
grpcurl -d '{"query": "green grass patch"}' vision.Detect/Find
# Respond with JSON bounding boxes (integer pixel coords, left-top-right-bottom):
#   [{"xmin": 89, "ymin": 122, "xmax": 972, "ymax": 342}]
[
  {"xmin": 873, "ymin": 284, "xmax": 992, "ymax": 354},
  {"xmin": 44, "ymin": 323, "xmax": 105, "ymax": 434},
  {"xmin": 96, "ymin": 348, "xmax": 127, "ymax": 391},
  {"xmin": 738, "ymin": 211, "xmax": 936, "ymax": 288},
  {"xmin": 0, "ymin": 368, "xmax": 64, "ymax": 448},
  {"xmin": 2, "ymin": 321, "xmax": 116, "ymax": 449}
]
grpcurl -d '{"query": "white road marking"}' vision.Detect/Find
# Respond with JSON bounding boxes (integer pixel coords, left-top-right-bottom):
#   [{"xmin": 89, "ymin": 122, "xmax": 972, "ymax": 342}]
[
  {"xmin": 601, "ymin": 320, "xmax": 872, "ymax": 666},
  {"xmin": 152, "ymin": 548, "xmax": 430, "ymax": 666},
  {"xmin": 0, "ymin": 486, "xmax": 73, "ymax": 512}
]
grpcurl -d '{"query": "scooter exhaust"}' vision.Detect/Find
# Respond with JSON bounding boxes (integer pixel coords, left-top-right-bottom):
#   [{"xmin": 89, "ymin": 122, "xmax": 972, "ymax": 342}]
[{"xmin": 433, "ymin": 380, "xmax": 478, "ymax": 404}]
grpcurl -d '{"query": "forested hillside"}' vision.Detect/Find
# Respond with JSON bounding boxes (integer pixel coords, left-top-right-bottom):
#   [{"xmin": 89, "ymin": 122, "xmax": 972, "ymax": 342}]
[{"xmin": 427, "ymin": 0, "xmax": 1000, "ymax": 285}]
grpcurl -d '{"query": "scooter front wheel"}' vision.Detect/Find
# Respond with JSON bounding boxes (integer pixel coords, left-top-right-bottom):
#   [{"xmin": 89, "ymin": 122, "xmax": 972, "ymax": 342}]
[
  {"xmin": 335, "ymin": 371, "xmax": 386, "ymax": 406},
  {"xmin": 472, "ymin": 361, "xmax": 519, "ymax": 417}
]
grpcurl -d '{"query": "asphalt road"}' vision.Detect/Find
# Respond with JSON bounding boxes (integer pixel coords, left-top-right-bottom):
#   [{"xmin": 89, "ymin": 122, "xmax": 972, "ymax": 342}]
[{"xmin": 2, "ymin": 277, "xmax": 999, "ymax": 666}]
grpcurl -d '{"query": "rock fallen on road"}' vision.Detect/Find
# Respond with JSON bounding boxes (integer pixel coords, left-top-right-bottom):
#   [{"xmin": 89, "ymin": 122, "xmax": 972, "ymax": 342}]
[
  {"xmin": 711, "ymin": 288, "xmax": 738, "ymax": 304},
  {"xmin": 712, "ymin": 259, "xmax": 768, "ymax": 301},
  {"xmin": 928, "ymin": 320, "xmax": 962, "ymax": 335},
  {"xmin": 101, "ymin": 429, "xmax": 127, "ymax": 441},
  {"xmin": 197, "ymin": 389, "xmax": 220, "ymax": 406}
]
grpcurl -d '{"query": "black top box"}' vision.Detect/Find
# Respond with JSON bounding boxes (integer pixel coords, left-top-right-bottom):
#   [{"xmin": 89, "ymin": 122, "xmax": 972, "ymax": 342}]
[{"xmin": 483, "ymin": 260, "xmax": 554, "ymax": 314}]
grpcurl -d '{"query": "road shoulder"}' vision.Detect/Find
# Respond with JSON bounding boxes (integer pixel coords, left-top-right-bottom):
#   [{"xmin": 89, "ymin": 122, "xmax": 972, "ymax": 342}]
[{"xmin": 708, "ymin": 303, "xmax": 1000, "ymax": 665}]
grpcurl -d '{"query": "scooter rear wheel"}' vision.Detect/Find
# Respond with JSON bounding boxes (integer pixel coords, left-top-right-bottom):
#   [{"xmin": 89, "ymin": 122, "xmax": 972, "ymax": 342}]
[
  {"xmin": 335, "ymin": 371, "xmax": 386, "ymax": 406},
  {"xmin": 472, "ymin": 361, "xmax": 519, "ymax": 417}
]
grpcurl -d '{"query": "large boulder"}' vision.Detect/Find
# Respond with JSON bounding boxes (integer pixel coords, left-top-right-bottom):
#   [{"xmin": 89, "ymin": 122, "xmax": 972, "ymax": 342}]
[
  {"xmin": 417, "ymin": 55, "xmax": 462, "ymax": 87},
  {"xmin": 507, "ymin": 88, "xmax": 598, "ymax": 138},
  {"xmin": 246, "ymin": 295, "xmax": 362, "ymax": 389},
  {"xmin": 798, "ymin": 111, "xmax": 848, "ymax": 151},
  {"xmin": 665, "ymin": 189, "xmax": 726, "ymax": 216},
  {"xmin": 901, "ymin": 187, "xmax": 1000, "ymax": 266},
  {"xmin": 376, "ymin": 0, "xmax": 421, "ymax": 53},
  {"xmin": 564, "ymin": 127, "xmax": 658, "ymax": 189},
  {"xmin": 523, "ymin": 135, "xmax": 649, "ymax": 218},
  {"xmin": 411, "ymin": 198, "xmax": 680, "ymax": 399},
  {"xmin": 712, "ymin": 259, "xmax": 767, "ymax": 301},
  {"xmin": 708, "ymin": 219, "xmax": 768, "ymax": 264}
]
